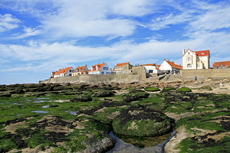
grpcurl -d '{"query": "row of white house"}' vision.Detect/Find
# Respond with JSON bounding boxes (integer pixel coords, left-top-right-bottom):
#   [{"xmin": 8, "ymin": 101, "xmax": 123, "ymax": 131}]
[
  {"xmin": 51, "ymin": 59, "xmax": 183, "ymax": 78},
  {"xmin": 51, "ymin": 48, "xmax": 216, "ymax": 78}
]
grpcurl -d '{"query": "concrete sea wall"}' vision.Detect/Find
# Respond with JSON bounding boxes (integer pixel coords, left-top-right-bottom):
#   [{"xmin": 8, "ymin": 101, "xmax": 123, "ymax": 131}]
[
  {"xmin": 181, "ymin": 69, "xmax": 230, "ymax": 80},
  {"xmin": 42, "ymin": 74, "xmax": 139, "ymax": 84}
]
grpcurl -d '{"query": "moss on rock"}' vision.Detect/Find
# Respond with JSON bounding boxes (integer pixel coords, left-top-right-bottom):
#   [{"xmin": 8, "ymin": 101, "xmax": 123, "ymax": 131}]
[
  {"xmin": 144, "ymin": 87, "xmax": 160, "ymax": 92},
  {"xmin": 176, "ymin": 87, "xmax": 192, "ymax": 92},
  {"xmin": 112, "ymin": 107, "xmax": 174, "ymax": 137}
]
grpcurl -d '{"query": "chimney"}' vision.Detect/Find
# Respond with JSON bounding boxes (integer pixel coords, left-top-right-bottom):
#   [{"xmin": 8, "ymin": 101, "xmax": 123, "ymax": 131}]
[{"xmin": 183, "ymin": 49, "xmax": 185, "ymax": 54}]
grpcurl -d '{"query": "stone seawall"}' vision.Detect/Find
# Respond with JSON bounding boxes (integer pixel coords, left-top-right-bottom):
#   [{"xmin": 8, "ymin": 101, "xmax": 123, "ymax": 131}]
[
  {"xmin": 40, "ymin": 66, "xmax": 146, "ymax": 84},
  {"xmin": 41, "ymin": 74, "xmax": 140, "ymax": 84},
  {"xmin": 181, "ymin": 69, "xmax": 230, "ymax": 81}
]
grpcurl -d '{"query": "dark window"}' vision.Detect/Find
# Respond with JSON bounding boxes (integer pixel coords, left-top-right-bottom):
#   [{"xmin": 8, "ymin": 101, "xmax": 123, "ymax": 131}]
[{"xmin": 149, "ymin": 70, "xmax": 153, "ymax": 73}]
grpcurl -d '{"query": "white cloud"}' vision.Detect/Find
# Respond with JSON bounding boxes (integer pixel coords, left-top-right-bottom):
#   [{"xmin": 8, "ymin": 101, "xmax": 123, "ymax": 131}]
[
  {"xmin": 1, "ymin": 30, "xmax": 230, "ymax": 72},
  {"xmin": 188, "ymin": 6, "xmax": 230, "ymax": 32},
  {"xmin": 149, "ymin": 12, "xmax": 195, "ymax": 30},
  {"xmin": 0, "ymin": 0, "xmax": 155, "ymax": 39},
  {"xmin": 11, "ymin": 26, "xmax": 41, "ymax": 39},
  {"xmin": 0, "ymin": 14, "xmax": 20, "ymax": 32}
]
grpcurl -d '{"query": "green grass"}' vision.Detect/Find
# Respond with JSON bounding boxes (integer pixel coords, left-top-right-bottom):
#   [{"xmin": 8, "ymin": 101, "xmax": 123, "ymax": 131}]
[
  {"xmin": 198, "ymin": 86, "xmax": 212, "ymax": 90},
  {"xmin": 176, "ymin": 87, "xmax": 192, "ymax": 92},
  {"xmin": 162, "ymin": 87, "xmax": 176, "ymax": 91},
  {"xmin": 176, "ymin": 112, "xmax": 229, "ymax": 132},
  {"xmin": 178, "ymin": 136, "xmax": 230, "ymax": 153},
  {"xmin": 144, "ymin": 87, "xmax": 160, "ymax": 92}
]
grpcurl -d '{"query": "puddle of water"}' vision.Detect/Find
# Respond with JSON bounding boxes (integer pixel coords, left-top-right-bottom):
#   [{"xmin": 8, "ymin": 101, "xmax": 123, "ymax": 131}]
[
  {"xmin": 35, "ymin": 97, "xmax": 50, "ymax": 100},
  {"xmin": 42, "ymin": 105, "xmax": 49, "ymax": 108},
  {"xmin": 12, "ymin": 103, "xmax": 21, "ymax": 105},
  {"xmin": 108, "ymin": 131, "xmax": 176, "ymax": 153},
  {"xmin": 66, "ymin": 111, "xmax": 78, "ymax": 115},
  {"xmin": 31, "ymin": 111, "xmax": 48, "ymax": 114},
  {"xmin": 52, "ymin": 100, "xmax": 70, "ymax": 103},
  {"xmin": 34, "ymin": 100, "xmax": 52, "ymax": 103},
  {"xmin": 17, "ymin": 114, "xmax": 23, "ymax": 116}
]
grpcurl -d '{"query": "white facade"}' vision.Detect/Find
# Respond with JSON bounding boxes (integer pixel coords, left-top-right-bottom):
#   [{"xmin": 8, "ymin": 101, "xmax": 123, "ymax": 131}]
[
  {"xmin": 60, "ymin": 67, "xmax": 74, "ymax": 77},
  {"xmin": 143, "ymin": 65, "xmax": 161, "ymax": 74},
  {"xmin": 159, "ymin": 60, "xmax": 182, "ymax": 73},
  {"xmin": 159, "ymin": 61, "xmax": 172, "ymax": 71},
  {"xmin": 89, "ymin": 63, "xmax": 112, "ymax": 74},
  {"xmin": 182, "ymin": 49, "xmax": 210, "ymax": 70}
]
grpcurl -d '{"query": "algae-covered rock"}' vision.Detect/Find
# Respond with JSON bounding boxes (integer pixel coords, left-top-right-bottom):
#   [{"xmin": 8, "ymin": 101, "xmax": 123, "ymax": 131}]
[
  {"xmin": 71, "ymin": 95, "xmax": 92, "ymax": 102},
  {"xmin": 176, "ymin": 87, "xmax": 192, "ymax": 92},
  {"xmin": 123, "ymin": 92, "xmax": 149, "ymax": 102},
  {"xmin": 144, "ymin": 87, "xmax": 161, "ymax": 92},
  {"xmin": 92, "ymin": 91, "xmax": 114, "ymax": 97},
  {"xmin": 112, "ymin": 107, "xmax": 174, "ymax": 137}
]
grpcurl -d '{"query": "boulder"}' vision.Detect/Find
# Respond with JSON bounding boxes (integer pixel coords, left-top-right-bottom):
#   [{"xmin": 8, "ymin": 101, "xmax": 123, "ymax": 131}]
[
  {"xmin": 112, "ymin": 107, "xmax": 174, "ymax": 137},
  {"xmin": 71, "ymin": 95, "xmax": 92, "ymax": 102}
]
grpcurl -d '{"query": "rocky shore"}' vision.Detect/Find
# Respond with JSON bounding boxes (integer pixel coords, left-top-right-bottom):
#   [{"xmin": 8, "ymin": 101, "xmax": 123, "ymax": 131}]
[{"xmin": 0, "ymin": 79, "xmax": 230, "ymax": 153}]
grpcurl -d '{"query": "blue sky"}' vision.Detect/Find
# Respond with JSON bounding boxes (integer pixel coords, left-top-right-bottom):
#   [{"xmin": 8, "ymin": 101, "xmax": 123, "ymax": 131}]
[{"xmin": 1, "ymin": 0, "xmax": 230, "ymax": 85}]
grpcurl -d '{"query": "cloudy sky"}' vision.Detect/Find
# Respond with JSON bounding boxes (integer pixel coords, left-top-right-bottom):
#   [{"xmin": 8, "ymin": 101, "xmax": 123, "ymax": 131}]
[{"xmin": 0, "ymin": 0, "xmax": 230, "ymax": 84}]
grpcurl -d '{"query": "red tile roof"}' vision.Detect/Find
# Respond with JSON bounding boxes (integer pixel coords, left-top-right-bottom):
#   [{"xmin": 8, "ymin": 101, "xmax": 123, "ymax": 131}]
[
  {"xmin": 89, "ymin": 63, "xmax": 106, "ymax": 72},
  {"xmin": 142, "ymin": 63, "xmax": 156, "ymax": 66},
  {"xmin": 73, "ymin": 65, "xmax": 87, "ymax": 73},
  {"xmin": 156, "ymin": 65, "xmax": 161, "ymax": 67},
  {"xmin": 156, "ymin": 68, "xmax": 159, "ymax": 70},
  {"xmin": 195, "ymin": 50, "xmax": 210, "ymax": 57},
  {"xmin": 54, "ymin": 68, "xmax": 65, "ymax": 75},
  {"xmin": 166, "ymin": 60, "xmax": 183, "ymax": 70},
  {"xmin": 182, "ymin": 49, "xmax": 210, "ymax": 57},
  {"xmin": 115, "ymin": 62, "xmax": 129, "ymax": 67},
  {"xmin": 60, "ymin": 67, "xmax": 72, "ymax": 74},
  {"xmin": 213, "ymin": 61, "xmax": 230, "ymax": 68}
]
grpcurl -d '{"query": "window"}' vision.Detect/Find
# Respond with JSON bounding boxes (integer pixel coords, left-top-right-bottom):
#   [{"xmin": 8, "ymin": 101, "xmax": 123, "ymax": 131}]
[
  {"xmin": 103, "ymin": 67, "xmax": 108, "ymax": 70},
  {"xmin": 106, "ymin": 72, "xmax": 108, "ymax": 74},
  {"xmin": 187, "ymin": 64, "xmax": 192, "ymax": 68},
  {"xmin": 187, "ymin": 57, "xmax": 191, "ymax": 61},
  {"xmin": 188, "ymin": 52, "xmax": 190, "ymax": 55},
  {"xmin": 101, "ymin": 72, "xmax": 104, "ymax": 74},
  {"xmin": 149, "ymin": 70, "xmax": 153, "ymax": 73},
  {"xmin": 197, "ymin": 64, "xmax": 199, "ymax": 68}
]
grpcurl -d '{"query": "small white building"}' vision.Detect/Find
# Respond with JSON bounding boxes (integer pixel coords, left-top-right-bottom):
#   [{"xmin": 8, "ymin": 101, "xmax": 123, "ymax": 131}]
[
  {"xmin": 59, "ymin": 67, "xmax": 74, "ymax": 77},
  {"xmin": 159, "ymin": 59, "xmax": 182, "ymax": 74},
  {"xmin": 182, "ymin": 49, "xmax": 210, "ymax": 69},
  {"xmin": 88, "ymin": 63, "xmax": 112, "ymax": 74},
  {"xmin": 53, "ymin": 68, "xmax": 64, "ymax": 78},
  {"xmin": 72, "ymin": 65, "xmax": 89, "ymax": 76},
  {"xmin": 142, "ymin": 63, "xmax": 162, "ymax": 75}
]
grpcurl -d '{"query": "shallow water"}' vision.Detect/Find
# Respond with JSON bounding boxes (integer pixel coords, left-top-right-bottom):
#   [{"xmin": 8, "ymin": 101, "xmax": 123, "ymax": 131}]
[
  {"xmin": 66, "ymin": 111, "xmax": 78, "ymax": 115},
  {"xmin": 31, "ymin": 111, "xmax": 48, "ymax": 114},
  {"xmin": 42, "ymin": 105, "xmax": 49, "ymax": 108},
  {"xmin": 108, "ymin": 131, "xmax": 176, "ymax": 153},
  {"xmin": 52, "ymin": 100, "xmax": 70, "ymax": 103},
  {"xmin": 33, "ymin": 97, "xmax": 52, "ymax": 103}
]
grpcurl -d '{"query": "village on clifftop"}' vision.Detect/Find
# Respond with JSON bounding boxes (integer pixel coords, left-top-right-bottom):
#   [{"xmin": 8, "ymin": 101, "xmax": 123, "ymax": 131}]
[{"xmin": 50, "ymin": 49, "xmax": 230, "ymax": 78}]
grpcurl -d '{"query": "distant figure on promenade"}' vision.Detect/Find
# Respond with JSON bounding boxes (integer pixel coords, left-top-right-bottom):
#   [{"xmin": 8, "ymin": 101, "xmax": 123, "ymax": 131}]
[
  {"xmin": 220, "ymin": 82, "xmax": 223, "ymax": 87},
  {"xmin": 195, "ymin": 76, "xmax": 197, "ymax": 81}
]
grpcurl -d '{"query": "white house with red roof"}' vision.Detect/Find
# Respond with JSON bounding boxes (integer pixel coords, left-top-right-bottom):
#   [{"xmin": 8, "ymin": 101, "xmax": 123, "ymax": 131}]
[
  {"xmin": 72, "ymin": 65, "xmax": 89, "ymax": 76},
  {"xmin": 159, "ymin": 59, "xmax": 183, "ymax": 74},
  {"xmin": 142, "ymin": 63, "xmax": 162, "ymax": 75},
  {"xmin": 53, "ymin": 68, "xmax": 64, "ymax": 78},
  {"xmin": 89, "ymin": 63, "xmax": 112, "ymax": 74},
  {"xmin": 59, "ymin": 67, "xmax": 74, "ymax": 77},
  {"xmin": 182, "ymin": 49, "xmax": 210, "ymax": 69}
]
